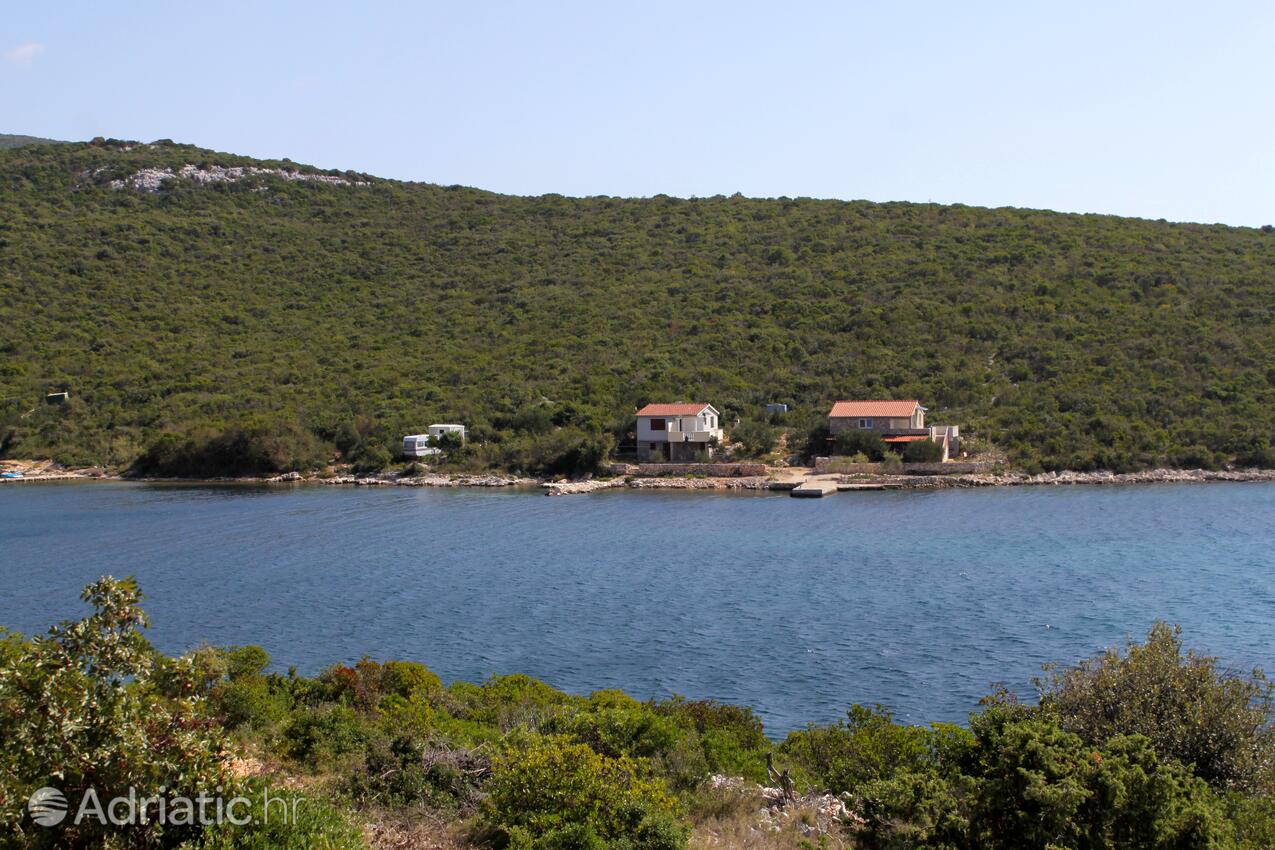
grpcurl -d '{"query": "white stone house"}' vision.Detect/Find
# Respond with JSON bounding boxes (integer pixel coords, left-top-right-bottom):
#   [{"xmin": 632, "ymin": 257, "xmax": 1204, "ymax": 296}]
[{"xmin": 635, "ymin": 403, "xmax": 723, "ymax": 462}]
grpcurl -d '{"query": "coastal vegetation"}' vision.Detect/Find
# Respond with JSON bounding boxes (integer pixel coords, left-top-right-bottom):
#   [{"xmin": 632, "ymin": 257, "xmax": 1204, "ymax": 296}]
[
  {"xmin": 2, "ymin": 138, "xmax": 1274, "ymax": 476},
  {"xmin": 3, "ymin": 579, "xmax": 1275, "ymax": 849},
  {"xmin": 0, "ymin": 134, "xmax": 64, "ymax": 151}
]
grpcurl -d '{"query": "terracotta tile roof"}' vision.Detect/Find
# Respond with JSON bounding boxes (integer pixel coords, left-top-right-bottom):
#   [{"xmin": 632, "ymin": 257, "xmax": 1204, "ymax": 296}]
[
  {"xmin": 636, "ymin": 403, "xmax": 712, "ymax": 417},
  {"xmin": 828, "ymin": 400, "xmax": 921, "ymax": 418},
  {"xmin": 882, "ymin": 434, "xmax": 929, "ymax": 443}
]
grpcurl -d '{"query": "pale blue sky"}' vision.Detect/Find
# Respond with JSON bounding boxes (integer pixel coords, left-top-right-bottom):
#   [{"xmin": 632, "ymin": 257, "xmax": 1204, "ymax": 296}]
[{"xmin": 3, "ymin": 2, "xmax": 1273, "ymax": 225}]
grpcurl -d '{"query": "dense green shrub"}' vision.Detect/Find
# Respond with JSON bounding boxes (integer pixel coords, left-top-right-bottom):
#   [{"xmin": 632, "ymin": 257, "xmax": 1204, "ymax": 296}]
[
  {"xmin": 654, "ymin": 698, "xmax": 769, "ymax": 782},
  {"xmin": 481, "ymin": 736, "xmax": 686, "ymax": 850},
  {"xmin": 964, "ymin": 709, "xmax": 1229, "ymax": 850},
  {"xmin": 189, "ymin": 780, "xmax": 366, "ymax": 849},
  {"xmin": 497, "ymin": 429, "xmax": 615, "ymax": 477},
  {"xmin": 797, "ymin": 422, "xmax": 832, "ymax": 460},
  {"xmin": 380, "ymin": 660, "xmax": 443, "ymax": 698},
  {"xmin": 901, "ymin": 438, "xmax": 945, "ymax": 463},
  {"xmin": 730, "ymin": 420, "xmax": 777, "ymax": 457},
  {"xmin": 130, "ymin": 423, "xmax": 328, "ymax": 477},
  {"xmin": 224, "ymin": 645, "xmax": 272, "ymax": 680},
  {"xmin": 1234, "ymin": 444, "xmax": 1275, "ymax": 468},
  {"xmin": 283, "ymin": 705, "xmax": 371, "ymax": 766},
  {"xmin": 779, "ymin": 696, "xmax": 1248, "ymax": 850},
  {"xmin": 348, "ymin": 442, "xmax": 393, "ymax": 474},
  {"xmin": 1038, "ymin": 622, "xmax": 1275, "ymax": 792},
  {"xmin": 834, "ymin": 430, "xmax": 887, "ymax": 461},
  {"xmin": 452, "ymin": 674, "xmax": 580, "ymax": 732},
  {"xmin": 348, "ymin": 736, "xmax": 488, "ymax": 811},
  {"xmin": 1225, "ymin": 793, "xmax": 1275, "ymax": 849},
  {"xmin": 320, "ymin": 657, "xmax": 401, "ymax": 711},
  {"xmin": 780, "ymin": 705, "xmax": 940, "ymax": 793},
  {"xmin": 549, "ymin": 691, "xmax": 683, "ymax": 760},
  {"xmin": 0, "ymin": 578, "xmax": 231, "ymax": 848},
  {"xmin": 164, "ymin": 644, "xmax": 291, "ymax": 731},
  {"xmin": 854, "ymin": 769, "xmax": 967, "ymax": 850},
  {"xmin": 212, "ymin": 677, "xmax": 292, "ymax": 731}
]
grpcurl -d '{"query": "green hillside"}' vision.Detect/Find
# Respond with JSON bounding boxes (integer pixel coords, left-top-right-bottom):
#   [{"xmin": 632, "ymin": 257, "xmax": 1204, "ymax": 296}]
[
  {"xmin": 0, "ymin": 132, "xmax": 65, "ymax": 150},
  {"xmin": 1, "ymin": 138, "xmax": 1273, "ymax": 474}
]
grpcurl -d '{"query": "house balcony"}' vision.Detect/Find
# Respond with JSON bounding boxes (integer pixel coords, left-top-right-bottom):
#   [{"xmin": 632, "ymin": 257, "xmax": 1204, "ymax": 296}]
[{"xmin": 665, "ymin": 429, "xmax": 721, "ymax": 443}]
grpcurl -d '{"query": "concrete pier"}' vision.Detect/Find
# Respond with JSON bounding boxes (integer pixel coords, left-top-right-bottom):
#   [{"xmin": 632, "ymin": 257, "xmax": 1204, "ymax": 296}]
[{"xmin": 791, "ymin": 479, "xmax": 837, "ymax": 497}]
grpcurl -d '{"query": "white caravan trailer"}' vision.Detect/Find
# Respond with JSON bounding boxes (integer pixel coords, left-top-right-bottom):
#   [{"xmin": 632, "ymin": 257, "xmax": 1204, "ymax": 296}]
[{"xmin": 401, "ymin": 435, "xmax": 441, "ymax": 458}]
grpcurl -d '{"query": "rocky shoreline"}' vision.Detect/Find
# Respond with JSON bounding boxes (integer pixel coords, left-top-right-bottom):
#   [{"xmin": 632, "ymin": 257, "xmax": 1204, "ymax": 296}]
[
  {"xmin": 3, "ymin": 462, "xmax": 1274, "ymax": 493},
  {"xmin": 541, "ymin": 466, "xmax": 1275, "ymax": 496},
  {"xmin": 887, "ymin": 467, "xmax": 1275, "ymax": 489},
  {"xmin": 541, "ymin": 476, "xmax": 774, "ymax": 496}
]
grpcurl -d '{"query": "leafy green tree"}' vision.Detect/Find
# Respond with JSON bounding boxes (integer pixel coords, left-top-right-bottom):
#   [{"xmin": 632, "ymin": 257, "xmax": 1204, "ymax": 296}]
[
  {"xmin": 0, "ymin": 578, "xmax": 231, "ymax": 848},
  {"xmin": 1038, "ymin": 622, "xmax": 1275, "ymax": 793},
  {"xmin": 730, "ymin": 420, "xmax": 777, "ymax": 457}
]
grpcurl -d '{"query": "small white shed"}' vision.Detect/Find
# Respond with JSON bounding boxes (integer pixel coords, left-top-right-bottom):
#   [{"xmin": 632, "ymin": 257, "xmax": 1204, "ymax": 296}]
[{"xmin": 427, "ymin": 424, "xmax": 466, "ymax": 441}]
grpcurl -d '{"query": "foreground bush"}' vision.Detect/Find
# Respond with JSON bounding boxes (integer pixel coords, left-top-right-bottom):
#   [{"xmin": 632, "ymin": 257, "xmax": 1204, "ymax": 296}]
[
  {"xmin": 805, "ymin": 706, "xmax": 1237, "ymax": 850},
  {"xmin": 349, "ymin": 736, "xmax": 488, "ymax": 812},
  {"xmin": 1038, "ymin": 622, "xmax": 1275, "ymax": 793},
  {"xmin": 781, "ymin": 704, "xmax": 949, "ymax": 793},
  {"xmin": 0, "ymin": 578, "xmax": 231, "ymax": 848},
  {"xmin": 187, "ymin": 780, "xmax": 365, "ymax": 850},
  {"xmin": 0, "ymin": 581, "xmax": 366, "ymax": 849},
  {"xmin": 481, "ymin": 736, "xmax": 686, "ymax": 850},
  {"xmin": 964, "ymin": 708, "xmax": 1228, "ymax": 850}
]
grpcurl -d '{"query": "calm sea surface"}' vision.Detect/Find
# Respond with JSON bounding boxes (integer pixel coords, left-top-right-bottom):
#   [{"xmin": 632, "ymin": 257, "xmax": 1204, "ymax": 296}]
[{"xmin": 1, "ymin": 481, "xmax": 1272, "ymax": 734}]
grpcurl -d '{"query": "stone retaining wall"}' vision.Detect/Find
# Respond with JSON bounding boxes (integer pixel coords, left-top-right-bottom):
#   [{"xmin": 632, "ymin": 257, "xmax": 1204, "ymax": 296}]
[
  {"xmin": 632, "ymin": 462, "xmax": 768, "ymax": 478},
  {"xmin": 813, "ymin": 457, "xmax": 995, "ymax": 475},
  {"xmin": 902, "ymin": 462, "xmax": 996, "ymax": 475},
  {"xmin": 813, "ymin": 459, "xmax": 884, "ymax": 474}
]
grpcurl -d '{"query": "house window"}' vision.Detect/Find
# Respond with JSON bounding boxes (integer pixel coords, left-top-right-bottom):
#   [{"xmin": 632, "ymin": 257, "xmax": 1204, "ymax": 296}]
[
  {"xmin": 859, "ymin": 418, "xmax": 873, "ymax": 429},
  {"xmin": 649, "ymin": 443, "xmax": 658, "ymax": 450},
  {"xmin": 649, "ymin": 418, "xmax": 666, "ymax": 431}
]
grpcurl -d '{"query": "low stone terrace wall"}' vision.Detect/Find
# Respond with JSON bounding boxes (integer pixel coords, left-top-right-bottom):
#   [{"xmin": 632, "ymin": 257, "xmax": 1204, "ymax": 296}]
[
  {"xmin": 609, "ymin": 462, "xmax": 769, "ymax": 478},
  {"xmin": 813, "ymin": 457, "xmax": 996, "ymax": 475}
]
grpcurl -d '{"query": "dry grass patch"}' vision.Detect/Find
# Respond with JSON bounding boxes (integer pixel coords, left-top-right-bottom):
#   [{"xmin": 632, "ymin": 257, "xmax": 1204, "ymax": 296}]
[
  {"xmin": 361, "ymin": 809, "xmax": 471, "ymax": 850},
  {"xmin": 687, "ymin": 784, "xmax": 853, "ymax": 850}
]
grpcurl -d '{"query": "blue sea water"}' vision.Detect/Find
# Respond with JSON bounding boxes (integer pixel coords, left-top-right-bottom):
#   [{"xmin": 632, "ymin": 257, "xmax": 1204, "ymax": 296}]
[{"xmin": 1, "ymin": 481, "xmax": 1272, "ymax": 735}]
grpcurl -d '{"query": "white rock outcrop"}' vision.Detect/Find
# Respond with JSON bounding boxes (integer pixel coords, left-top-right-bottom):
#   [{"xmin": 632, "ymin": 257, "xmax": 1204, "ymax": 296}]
[{"xmin": 108, "ymin": 164, "xmax": 369, "ymax": 192}]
